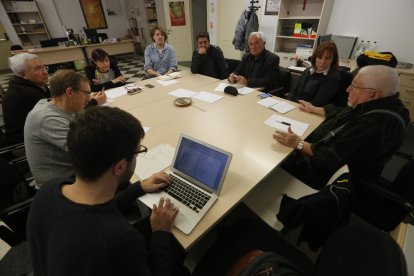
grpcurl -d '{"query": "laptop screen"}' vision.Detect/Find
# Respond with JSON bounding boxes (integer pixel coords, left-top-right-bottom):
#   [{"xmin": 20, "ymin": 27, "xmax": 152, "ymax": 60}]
[{"xmin": 173, "ymin": 136, "xmax": 231, "ymax": 191}]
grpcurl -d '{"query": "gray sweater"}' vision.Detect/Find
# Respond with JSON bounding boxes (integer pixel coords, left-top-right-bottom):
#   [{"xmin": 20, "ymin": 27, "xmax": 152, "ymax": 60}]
[{"xmin": 24, "ymin": 99, "xmax": 75, "ymax": 186}]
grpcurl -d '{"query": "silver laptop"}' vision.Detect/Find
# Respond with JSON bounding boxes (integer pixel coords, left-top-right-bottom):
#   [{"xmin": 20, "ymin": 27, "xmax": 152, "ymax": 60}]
[{"xmin": 138, "ymin": 134, "xmax": 232, "ymax": 234}]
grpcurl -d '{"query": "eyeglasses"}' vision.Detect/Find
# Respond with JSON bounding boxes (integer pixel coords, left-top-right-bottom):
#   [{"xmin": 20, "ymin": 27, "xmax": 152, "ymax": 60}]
[
  {"xmin": 134, "ymin": 145, "xmax": 148, "ymax": 155},
  {"xmin": 125, "ymin": 85, "xmax": 142, "ymax": 95},
  {"xmin": 31, "ymin": 65, "xmax": 49, "ymax": 72},
  {"xmin": 76, "ymin": 89, "xmax": 91, "ymax": 95},
  {"xmin": 350, "ymin": 83, "xmax": 376, "ymax": 92}
]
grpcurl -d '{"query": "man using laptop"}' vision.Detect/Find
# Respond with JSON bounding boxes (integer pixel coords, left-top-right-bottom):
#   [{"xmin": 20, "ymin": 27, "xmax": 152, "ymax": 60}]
[{"xmin": 27, "ymin": 106, "xmax": 188, "ymax": 275}]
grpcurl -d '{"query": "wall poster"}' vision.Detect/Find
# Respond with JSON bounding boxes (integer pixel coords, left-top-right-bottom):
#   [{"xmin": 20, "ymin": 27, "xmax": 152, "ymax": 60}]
[
  {"xmin": 169, "ymin": 1, "xmax": 186, "ymax": 26},
  {"xmin": 79, "ymin": 0, "xmax": 108, "ymax": 29},
  {"xmin": 265, "ymin": 0, "xmax": 280, "ymax": 15}
]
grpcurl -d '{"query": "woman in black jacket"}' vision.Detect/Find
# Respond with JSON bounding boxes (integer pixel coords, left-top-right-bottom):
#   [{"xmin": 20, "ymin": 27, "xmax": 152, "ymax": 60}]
[
  {"xmin": 287, "ymin": 41, "xmax": 341, "ymax": 107},
  {"xmin": 85, "ymin": 48, "xmax": 126, "ymax": 92}
]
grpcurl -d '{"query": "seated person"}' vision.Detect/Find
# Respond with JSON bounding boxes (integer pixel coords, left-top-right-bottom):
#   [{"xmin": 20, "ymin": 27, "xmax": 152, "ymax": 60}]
[
  {"xmin": 85, "ymin": 48, "xmax": 126, "ymax": 92},
  {"xmin": 144, "ymin": 25, "xmax": 177, "ymax": 78},
  {"xmin": 287, "ymin": 41, "xmax": 341, "ymax": 107},
  {"xmin": 2, "ymin": 53, "xmax": 50, "ymax": 144},
  {"xmin": 228, "ymin": 31, "xmax": 280, "ymax": 92},
  {"xmin": 190, "ymin": 31, "xmax": 227, "ymax": 79},
  {"xmin": 24, "ymin": 70, "xmax": 106, "ymax": 187},
  {"xmin": 27, "ymin": 106, "xmax": 187, "ymax": 275},
  {"xmin": 273, "ymin": 65, "xmax": 410, "ymax": 190}
]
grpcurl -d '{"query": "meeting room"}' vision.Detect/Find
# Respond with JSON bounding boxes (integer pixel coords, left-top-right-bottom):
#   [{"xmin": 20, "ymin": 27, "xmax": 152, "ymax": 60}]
[{"xmin": 0, "ymin": 0, "xmax": 413, "ymax": 275}]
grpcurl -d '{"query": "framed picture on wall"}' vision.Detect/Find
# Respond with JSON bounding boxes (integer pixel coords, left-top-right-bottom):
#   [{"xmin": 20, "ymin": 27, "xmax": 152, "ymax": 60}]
[
  {"xmin": 265, "ymin": 0, "xmax": 279, "ymax": 15},
  {"xmin": 169, "ymin": 1, "xmax": 186, "ymax": 26},
  {"xmin": 79, "ymin": 0, "xmax": 108, "ymax": 29}
]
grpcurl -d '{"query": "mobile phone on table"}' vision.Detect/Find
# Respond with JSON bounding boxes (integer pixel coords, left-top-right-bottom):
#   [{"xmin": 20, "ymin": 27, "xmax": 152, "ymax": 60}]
[
  {"xmin": 257, "ymin": 93, "xmax": 272, "ymax": 99},
  {"xmin": 145, "ymin": 84, "xmax": 155, "ymax": 88}
]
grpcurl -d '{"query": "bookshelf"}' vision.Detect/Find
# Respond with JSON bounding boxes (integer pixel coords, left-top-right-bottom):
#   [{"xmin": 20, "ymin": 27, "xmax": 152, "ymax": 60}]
[
  {"xmin": 145, "ymin": 0, "xmax": 158, "ymax": 27},
  {"xmin": 274, "ymin": 0, "xmax": 333, "ymax": 54},
  {"xmin": 1, "ymin": 0, "xmax": 50, "ymax": 46}
]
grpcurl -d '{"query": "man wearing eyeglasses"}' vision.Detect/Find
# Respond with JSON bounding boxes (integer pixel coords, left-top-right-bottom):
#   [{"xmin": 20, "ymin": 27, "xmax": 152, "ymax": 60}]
[
  {"xmin": 273, "ymin": 65, "xmax": 410, "ymax": 190},
  {"xmin": 2, "ymin": 53, "xmax": 51, "ymax": 144},
  {"xmin": 27, "ymin": 106, "xmax": 187, "ymax": 275}
]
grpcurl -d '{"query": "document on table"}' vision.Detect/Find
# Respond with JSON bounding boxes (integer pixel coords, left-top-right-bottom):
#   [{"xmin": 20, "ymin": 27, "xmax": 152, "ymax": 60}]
[
  {"xmin": 257, "ymin": 97, "xmax": 281, "ymax": 107},
  {"xmin": 269, "ymin": 101, "xmax": 296, "ymax": 114},
  {"xmin": 288, "ymin": 66, "xmax": 307, "ymax": 72},
  {"xmin": 192, "ymin": 91, "xmax": 224, "ymax": 103},
  {"xmin": 264, "ymin": 114, "xmax": 309, "ymax": 136},
  {"xmin": 102, "ymin": 98, "xmax": 114, "ymax": 106},
  {"xmin": 214, "ymin": 82, "xmax": 234, "ymax": 92},
  {"xmin": 168, "ymin": 88, "xmax": 198, "ymax": 98},
  {"xmin": 156, "ymin": 79, "xmax": 178, "ymax": 86},
  {"xmin": 135, "ymin": 143, "xmax": 175, "ymax": 180},
  {"xmin": 105, "ymin": 86, "xmax": 127, "ymax": 99},
  {"xmin": 158, "ymin": 72, "xmax": 181, "ymax": 80},
  {"xmin": 237, "ymin": 86, "xmax": 255, "ymax": 95}
]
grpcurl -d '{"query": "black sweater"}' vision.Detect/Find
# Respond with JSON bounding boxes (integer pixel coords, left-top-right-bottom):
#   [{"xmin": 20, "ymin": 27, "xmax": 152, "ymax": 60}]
[
  {"xmin": 2, "ymin": 76, "xmax": 50, "ymax": 143},
  {"xmin": 85, "ymin": 63, "xmax": 124, "ymax": 92},
  {"xmin": 27, "ymin": 178, "xmax": 176, "ymax": 276},
  {"xmin": 234, "ymin": 49, "xmax": 280, "ymax": 92},
  {"xmin": 190, "ymin": 45, "xmax": 228, "ymax": 79}
]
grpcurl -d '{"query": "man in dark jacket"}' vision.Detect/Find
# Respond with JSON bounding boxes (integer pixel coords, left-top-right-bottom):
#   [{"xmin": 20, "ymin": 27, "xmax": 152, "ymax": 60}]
[
  {"xmin": 228, "ymin": 31, "xmax": 280, "ymax": 92},
  {"xmin": 273, "ymin": 65, "xmax": 410, "ymax": 189},
  {"xmin": 2, "ymin": 53, "xmax": 50, "ymax": 143},
  {"xmin": 191, "ymin": 31, "xmax": 227, "ymax": 79}
]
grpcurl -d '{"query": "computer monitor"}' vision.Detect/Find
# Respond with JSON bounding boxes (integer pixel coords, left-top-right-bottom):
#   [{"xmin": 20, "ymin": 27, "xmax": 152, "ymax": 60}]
[
  {"xmin": 317, "ymin": 34, "xmax": 332, "ymax": 46},
  {"xmin": 83, "ymin": 28, "xmax": 98, "ymax": 43},
  {"xmin": 331, "ymin": 35, "xmax": 358, "ymax": 59}
]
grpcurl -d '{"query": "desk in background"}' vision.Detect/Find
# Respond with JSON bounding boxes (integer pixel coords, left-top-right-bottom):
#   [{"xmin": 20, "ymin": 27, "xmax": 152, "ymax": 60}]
[
  {"xmin": 106, "ymin": 72, "xmax": 324, "ymax": 250},
  {"xmin": 23, "ymin": 40, "xmax": 135, "ymax": 65}
]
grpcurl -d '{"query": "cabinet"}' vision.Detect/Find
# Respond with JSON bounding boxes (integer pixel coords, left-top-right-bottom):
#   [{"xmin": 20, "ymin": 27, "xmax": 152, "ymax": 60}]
[
  {"xmin": 275, "ymin": 0, "xmax": 333, "ymax": 54},
  {"xmin": 1, "ymin": 0, "xmax": 50, "ymax": 47},
  {"xmin": 399, "ymin": 71, "xmax": 414, "ymax": 122}
]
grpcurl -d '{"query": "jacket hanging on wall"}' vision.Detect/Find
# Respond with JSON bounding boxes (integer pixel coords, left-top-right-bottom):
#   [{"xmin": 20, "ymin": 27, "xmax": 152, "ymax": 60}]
[
  {"xmin": 232, "ymin": 10, "xmax": 249, "ymax": 51},
  {"xmin": 244, "ymin": 12, "xmax": 259, "ymax": 52}
]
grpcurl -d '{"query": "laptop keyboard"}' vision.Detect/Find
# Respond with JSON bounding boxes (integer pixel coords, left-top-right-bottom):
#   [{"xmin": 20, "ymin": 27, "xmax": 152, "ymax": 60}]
[{"xmin": 164, "ymin": 174, "xmax": 211, "ymax": 213}]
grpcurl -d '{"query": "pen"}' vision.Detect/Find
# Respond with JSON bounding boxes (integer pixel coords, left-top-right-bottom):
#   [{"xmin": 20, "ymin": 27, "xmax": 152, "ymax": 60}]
[{"xmin": 277, "ymin": 120, "xmax": 291, "ymax": 126}]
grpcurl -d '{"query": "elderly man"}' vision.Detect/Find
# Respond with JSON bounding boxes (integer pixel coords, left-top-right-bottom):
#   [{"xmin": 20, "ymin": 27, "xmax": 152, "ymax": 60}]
[
  {"xmin": 228, "ymin": 31, "xmax": 280, "ymax": 92},
  {"xmin": 2, "ymin": 53, "xmax": 50, "ymax": 143},
  {"xmin": 273, "ymin": 65, "xmax": 410, "ymax": 189},
  {"xmin": 24, "ymin": 70, "xmax": 106, "ymax": 187},
  {"xmin": 191, "ymin": 31, "xmax": 227, "ymax": 79},
  {"xmin": 27, "ymin": 106, "xmax": 187, "ymax": 275}
]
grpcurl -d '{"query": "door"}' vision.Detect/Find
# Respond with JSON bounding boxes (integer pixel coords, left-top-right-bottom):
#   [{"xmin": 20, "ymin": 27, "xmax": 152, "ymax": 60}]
[
  {"xmin": 163, "ymin": 0, "xmax": 193, "ymax": 61},
  {"xmin": 218, "ymin": 1, "xmax": 246, "ymax": 59}
]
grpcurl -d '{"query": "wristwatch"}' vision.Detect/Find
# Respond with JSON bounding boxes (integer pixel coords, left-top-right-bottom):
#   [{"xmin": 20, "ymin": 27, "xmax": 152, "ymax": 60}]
[{"xmin": 296, "ymin": 140, "xmax": 305, "ymax": 151}]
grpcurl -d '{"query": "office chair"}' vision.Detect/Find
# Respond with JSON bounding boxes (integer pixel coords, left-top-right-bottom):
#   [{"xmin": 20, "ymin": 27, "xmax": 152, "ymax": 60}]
[
  {"xmin": 225, "ymin": 58, "xmax": 241, "ymax": 75},
  {"xmin": 331, "ymin": 66, "xmax": 352, "ymax": 107},
  {"xmin": 0, "ymin": 142, "xmax": 35, "ymax": 246},
  {"xmin": 268, "ymin": 67, "xmax": 292, "ymax": 98}
]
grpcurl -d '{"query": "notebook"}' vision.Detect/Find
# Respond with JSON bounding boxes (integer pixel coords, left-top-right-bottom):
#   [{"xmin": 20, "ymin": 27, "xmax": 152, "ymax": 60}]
[{"xmin": 138, "ymin": 134, "xmax": 232, "ymax": 234}]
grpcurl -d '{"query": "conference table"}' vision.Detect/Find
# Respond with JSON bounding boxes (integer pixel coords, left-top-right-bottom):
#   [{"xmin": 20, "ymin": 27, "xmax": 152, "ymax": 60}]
[{"xmin": 106, "ymin": 70, "xmax": 325, "ymax": 250}]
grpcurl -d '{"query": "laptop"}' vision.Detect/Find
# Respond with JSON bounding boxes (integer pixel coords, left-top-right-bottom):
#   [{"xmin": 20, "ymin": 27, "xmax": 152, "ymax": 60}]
[{"xmin": 138, "ymin": 134, "xmax": 232, "ymax": 234}]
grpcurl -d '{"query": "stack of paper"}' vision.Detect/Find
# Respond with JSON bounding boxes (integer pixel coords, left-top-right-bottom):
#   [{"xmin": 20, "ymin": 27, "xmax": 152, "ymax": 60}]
[{"xmin": 264, "ymin": 114, "xmax": 309, "ymax": 136}]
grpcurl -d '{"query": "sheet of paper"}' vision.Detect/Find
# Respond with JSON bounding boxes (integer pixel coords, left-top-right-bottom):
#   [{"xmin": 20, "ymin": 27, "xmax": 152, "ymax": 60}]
[
  {"xmin": 288, "ymin": 65, "xmax": 307, "ymax": 72},
  {"xmin": 168, "ymin": 88, "xmax": 198, "ymax": 98},
  {"xmin": 192, "ymin": 91, "xmax": 224, "ymax": 103},
  {"xmin": 101, "ymin": 98, "xmax": 114, "ymax": 106},
  {"xmin": 238, "ymin": 86, "xmax": 255, "ymax": 95},
  {"xmin": 214, "ymin": 82, "xmax": 235, "ymax": 92},
  {"xmin": 156, "ymin": 79, "xmax": 178, "ymax": 86},
  {"xmin": 257, "ymin": 97, "xmax": 281, "ymax": 107},
  {"xmin": 270, "ymin": 101, "xmax": 296, "ymax": 114},
  {"xmin": 264, "ymin": 114, "xmax": 309, "ymax": 136},
  {"xmin": 135, "ymin": 143, "xmax": 175, "ymax": 180},
  {"xmin": 105, "ymin": 86, "xmax": 127, "ymax": 99},
  {"xmin": 158, "ymin": 72, "xmax": 181, "ymax": 80}
]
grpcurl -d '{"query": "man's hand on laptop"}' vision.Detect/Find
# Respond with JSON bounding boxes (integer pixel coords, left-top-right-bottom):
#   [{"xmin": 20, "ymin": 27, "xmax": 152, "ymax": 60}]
[
  {"xmin": 141, "ymin": 172, "xmax": 171, "ymax": 193},
  {"xmin": 151, "ymin": 197, "xmax": 179, "ymax": 232}
]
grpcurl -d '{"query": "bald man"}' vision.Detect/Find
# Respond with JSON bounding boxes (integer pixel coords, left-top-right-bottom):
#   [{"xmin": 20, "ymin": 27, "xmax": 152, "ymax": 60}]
[{"xmin": 273, "ymin": 65, "xmax": 410, "ymax": 189}]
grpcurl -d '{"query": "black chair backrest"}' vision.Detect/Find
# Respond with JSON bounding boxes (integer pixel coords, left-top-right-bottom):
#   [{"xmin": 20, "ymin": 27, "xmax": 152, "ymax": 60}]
[
  {"xmin": 331, "ymin": 66, "xmax": 352, "ymax": 107},
  {"xmin": 10, "ymin": 44, "xmax": 23, "ymax": 51},
  {"xmin": 269, "ymin": 67, "xmax": 292, "ymax": 98},
  {"xmin": 225, "ymin": 58, "xmax": 241, "ymax": 75},
  {"xmin": 315, "ymin": 223, "xmax": 407, "ymax": 276}
]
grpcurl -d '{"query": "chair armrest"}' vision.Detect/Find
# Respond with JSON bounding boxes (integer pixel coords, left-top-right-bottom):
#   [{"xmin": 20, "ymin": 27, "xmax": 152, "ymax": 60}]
[{"xmin": 0, "ymin": 197, "xmax": 33, "ymax": 218}]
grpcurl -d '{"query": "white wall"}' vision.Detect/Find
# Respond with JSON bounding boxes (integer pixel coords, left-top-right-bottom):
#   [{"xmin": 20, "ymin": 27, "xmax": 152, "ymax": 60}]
[{"xmin": 326, "ymin": 0, "xmax": 414, "ymax": 63}]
